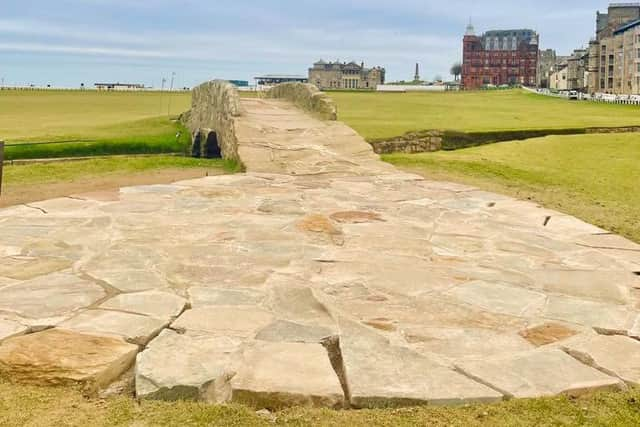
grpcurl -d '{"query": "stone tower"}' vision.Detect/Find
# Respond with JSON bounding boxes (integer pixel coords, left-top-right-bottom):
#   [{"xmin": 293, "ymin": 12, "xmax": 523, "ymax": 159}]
[{"xmin": 414, "ymin": 63, "xmax": 420, "ymax": 82}]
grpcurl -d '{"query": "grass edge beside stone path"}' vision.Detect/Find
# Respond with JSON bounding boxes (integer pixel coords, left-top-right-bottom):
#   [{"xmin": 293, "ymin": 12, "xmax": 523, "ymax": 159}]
[
  {"xmin": 382, "ymin": 132, "xmax": 640, "ymax": 243},
  {"xmin": 2, "ymin": 379, "xmax": 640, "ymax": 426}
]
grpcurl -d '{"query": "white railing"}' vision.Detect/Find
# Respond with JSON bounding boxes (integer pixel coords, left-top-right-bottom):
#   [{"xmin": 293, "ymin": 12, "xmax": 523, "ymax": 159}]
[{"xmin": 523, "ymin": 86, "xmax": 640, "ymax": 105}]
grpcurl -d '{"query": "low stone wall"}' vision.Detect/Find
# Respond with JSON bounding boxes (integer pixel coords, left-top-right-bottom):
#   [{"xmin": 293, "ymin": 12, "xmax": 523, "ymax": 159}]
[
  {"xmin": 370, "ymin": 125, "xmax": 640, "ymax": 154},
  {"xmin": 369, "ymin": 131, "xmax": 443, "ymax": 154},
  {"xmin": 187, "ymin": 80, "xmax": 241, "ymax": 161},
  {"xmin": 266, "ymin": 83, "xmax": 337, "ymax": 121},
  {"xmin": 586, "ymin": 126, "xmax": 640, "ymax": 134}
]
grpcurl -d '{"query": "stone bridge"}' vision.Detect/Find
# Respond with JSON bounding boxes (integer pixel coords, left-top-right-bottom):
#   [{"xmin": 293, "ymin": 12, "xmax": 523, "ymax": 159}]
[{"xmin": 1, "ymin": 81, "xmax": 640, "ymax": 409}]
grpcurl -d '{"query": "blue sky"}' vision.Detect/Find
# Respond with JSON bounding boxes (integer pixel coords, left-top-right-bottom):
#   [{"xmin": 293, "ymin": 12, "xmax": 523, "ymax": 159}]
[{"xmin": 1, "ymin": 1, "xmax": 608, "ymax": 88}]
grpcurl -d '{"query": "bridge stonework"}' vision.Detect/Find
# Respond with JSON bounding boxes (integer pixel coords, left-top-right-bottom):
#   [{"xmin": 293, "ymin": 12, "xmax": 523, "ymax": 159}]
[{"xmin": 187, "ymin": 80, "xmax": 242, "ymax": 161}]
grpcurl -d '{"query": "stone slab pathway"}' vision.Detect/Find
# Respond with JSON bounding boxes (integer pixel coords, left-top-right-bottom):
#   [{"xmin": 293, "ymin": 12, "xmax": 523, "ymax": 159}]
[{"xmin": 1, "ymin": 98, "xmax": 640, "ymax": 408}]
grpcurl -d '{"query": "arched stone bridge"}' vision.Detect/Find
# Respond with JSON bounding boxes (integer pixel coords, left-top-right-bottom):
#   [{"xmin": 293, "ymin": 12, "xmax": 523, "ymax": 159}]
[{"xmin": 1, "ymin": 81, "xmax": 640, "ymax": 409}]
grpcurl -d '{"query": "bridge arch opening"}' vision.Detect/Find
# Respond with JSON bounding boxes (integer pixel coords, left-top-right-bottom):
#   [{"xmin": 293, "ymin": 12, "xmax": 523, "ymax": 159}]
[
  {"xmin": 204, "ymin": 131, "xmax": 222, "ymax": 158},
  {"xmin": 191, "ymin": 131, "xmax": 202, "ymax": 158}
]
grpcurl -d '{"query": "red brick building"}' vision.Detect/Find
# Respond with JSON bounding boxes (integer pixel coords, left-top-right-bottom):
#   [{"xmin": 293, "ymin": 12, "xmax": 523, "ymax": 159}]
[{"xmin": 462, "ymin": 25, "xmax": 539, "ymax": 90}]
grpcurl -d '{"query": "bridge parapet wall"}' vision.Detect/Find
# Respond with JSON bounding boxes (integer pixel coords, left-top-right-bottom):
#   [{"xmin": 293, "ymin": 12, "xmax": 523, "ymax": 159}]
[
  {"xmin": 187, "ymin": 80, "xmax": 241, "ymax": 161},
  {"xmin": 267, "ymin": 83, "xmax": 337, "ymax": 121}
]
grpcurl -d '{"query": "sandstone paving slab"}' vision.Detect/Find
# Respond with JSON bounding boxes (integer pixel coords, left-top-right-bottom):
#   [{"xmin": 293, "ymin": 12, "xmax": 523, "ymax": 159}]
[
  {"xmin": 0, "ymin": 256, "xmax": 73, "ymax": 281},
  {"xmin": 338, "ymin": 319, "xmax": 503, "ymax": 408},
  {"xmin": 0, "ymin": 272, "xmax": 105, "ymax": 322},
  {"xmin": 563, "ymin": 335, "xmax": 640, "ymax": 386},
  {"xmin": 28, "ymin": 197, "xmax": 104, "ymax": 216},
  {"xmin": 519, "ymin": 322, "xmax": 581, "ymax": 347},
  {"xmin": 59, "ymin": 309, "xmax": 168, "ymax": 345},
  {"xmin": 171, "ymin": 306, "xmax": 274, "ymax": 338},
  {"xmin": 456, "ymin": 349, "xmax": 623, "ymax": 398},
  {"xmin": 256, "ymin": 320, "xmax": 334, "ymax": 344},
  {"xmin": 542, "ymin": 295, "xmax": 637, "ymax": 334},
  {"xmin": 0, "ymin": 318, "xmax": 28, "ymax": 342},
  {"xmin": 401, "ymin": 327, "xmax": 534, "ymax": 362},
  {"xmin": 100, "ymin": 291, "xmax": 187, "ymax": 320},
  {"xmin": 446, "ymin": 281, "xmax": 547, "ymax": 317},
  {"xmin": 268, "ymin": 285, "xmax": 336, "ymax": 328},
  {"xmin": 576, "ymin": 233, "xmax": 640, "ymax": 252},
  {"xmin": 231, "ymin": 341, "xmax": 344, "ymax": 409},
  {"xmin": 189, "ymin": 287, "xmax": 266, "ymax": 307},
  {"xmin": 136, "ymin": 329, "xmax": 240, "ymax": 402},
  {"xmin": 0, "ymin": 328, "xmax": 138, "ymax": 394},
  {"xmin": 531, "ymin": 269, "xmax": 633, "ymax": 305}
]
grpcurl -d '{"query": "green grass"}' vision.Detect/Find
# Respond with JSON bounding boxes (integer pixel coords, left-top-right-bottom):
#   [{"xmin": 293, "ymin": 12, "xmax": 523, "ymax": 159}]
[
  {"xmin": 0, "ymin": 90, "xmax": 191, "ymax": 142},
  {"xmin": 0, "ymin": 90, "xmax": 192, "ymax": 159},
  {"xmin": 2, "ymin": 380, "xmax": 640, "ymax": 426},
  {"xmin": 383, "ymin": 132, "xmax": 640, "ymax": 243},
  {"xmin": 3, "ymin": 156, "xmax": 233, "ymax": 186},
  {"xmin": 330, "ymin": 90, "xmax": 640, "ymax": 139},
  {"xmin": 4, "ymin": 118, "xmax": 191, "ymax": 160}
]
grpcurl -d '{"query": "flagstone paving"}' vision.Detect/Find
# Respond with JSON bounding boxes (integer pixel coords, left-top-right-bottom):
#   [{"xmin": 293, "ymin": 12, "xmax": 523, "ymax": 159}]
[{"xmin": 1, "ymin": 97, "xmax": 640, "ymax": 408}]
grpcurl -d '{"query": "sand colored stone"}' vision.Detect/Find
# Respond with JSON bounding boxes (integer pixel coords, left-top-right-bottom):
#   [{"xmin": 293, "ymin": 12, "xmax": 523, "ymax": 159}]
[
  {"xmin": 563, "ymin": 335, "xmax": 640, "ymax": 386},
  {"xmin": 457, "ymin": 349, "xmax": 623, "ymax": 398},
  {"xmin": 136, "ymin": 330, "xmax": 239, "ymax": 402},
  {"xmin": 59, "ymin": 310, "xmax": 167, "ymax": 345},
  {"xmin": 100, "ymin": 291, "xmax": 187, "ymax": 320},
  {"xmin": 171, "ymin": 307, "xmax": 274, "ymax": 338},
  {"xmin": 231, "ymin": 342, "xmax": 344, "ymax": 409},
  {"xmin": 520, "ymin": 323, "xmax": 580, "ymax": 347},
  {"xmin": 0, "ymin": 319, "xmax": 27, "ymax": 342},
  {"xmin": 0, "ymin": 329, "xmax": 137, "ymax": 394}
]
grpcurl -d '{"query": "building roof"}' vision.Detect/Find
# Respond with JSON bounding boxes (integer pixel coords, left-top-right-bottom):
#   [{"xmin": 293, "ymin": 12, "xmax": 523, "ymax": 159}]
[
  {"xmin": 254, "ymin": 75, "xmax": 307, "ymax": 79},
  {"xmin": 614, "ymin": 18, "xmax": 640, "ymax": 35},
  {"xmin": 483, "ymin": 29, "xmax": 537, "ymax": 37}
]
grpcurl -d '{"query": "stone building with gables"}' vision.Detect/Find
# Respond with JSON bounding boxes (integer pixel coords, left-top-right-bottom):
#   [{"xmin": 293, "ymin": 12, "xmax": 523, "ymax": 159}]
[
  {"xmin": 308, "ymin": 60, "xmax": 385, "ymax": 90},
  {"xmin": 587, "ymin": 3, "xmax": 640, "ymax": 94}
]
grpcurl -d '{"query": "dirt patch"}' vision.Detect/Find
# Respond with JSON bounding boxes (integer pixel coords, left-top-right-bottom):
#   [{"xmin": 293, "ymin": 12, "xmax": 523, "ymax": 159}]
[
  {"xmin": 0, "ymin": 168, "xmax": 221, "ymax": 208},
  {"xmin": 519, "ymin": 323, "xmax": 579, "ymax": 347}
]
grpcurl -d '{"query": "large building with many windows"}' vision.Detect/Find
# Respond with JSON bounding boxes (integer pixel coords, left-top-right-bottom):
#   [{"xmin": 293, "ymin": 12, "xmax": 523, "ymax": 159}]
[
  {"xmin": 587, "ymin": 3, "xmax": 640, "ymax": 94},
  {"xmin": 462, "ymin": 24, "xmax": 539, "ymax": 89},
  {"xmin": 308, "ymin": 60, "xmax": 385, "ymax": 90}
]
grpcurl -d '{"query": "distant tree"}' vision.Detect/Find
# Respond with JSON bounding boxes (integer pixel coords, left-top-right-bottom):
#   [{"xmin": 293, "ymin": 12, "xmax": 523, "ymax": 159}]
[
  {"xmin": 450, "ymin": 62, "xmax": 462, "ymax": 81},
  {"xmin": 433, "ymin": 75, "xmax": 443, "ymax": 82}
]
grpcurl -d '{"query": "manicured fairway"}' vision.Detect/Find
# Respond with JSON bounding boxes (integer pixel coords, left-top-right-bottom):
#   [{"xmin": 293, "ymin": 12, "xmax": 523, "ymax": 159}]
[
  {"xmin": 329, "ymin": 90, "xmax": 640, "ymax": 139},
  {"xmin": 0, "ymin": 90, "xmax": 191, "ymax": 143},
  {"xmin": 384, "ymin": 132, "xmax": 640, "ymax": 243},
  {"xmin": 0, "ymin": 90, "xmax": 193, "ymax": 159}
]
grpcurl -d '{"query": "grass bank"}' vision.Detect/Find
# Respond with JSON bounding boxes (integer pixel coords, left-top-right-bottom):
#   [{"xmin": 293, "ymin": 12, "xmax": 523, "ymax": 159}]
[
  {"xmin": 329, "ymin": 90, "xmax": 640, "ymax": 140},
  {"xmin": 2, "ymin": 380, "xmax": 640, "ymax": 426},
  {"xmin": 3, "ymin": 118, "xmax": 191, "ymax": 160},
  {"xmin": 383, "ymin": 132, "xmax": 640, "ymax": 243}
]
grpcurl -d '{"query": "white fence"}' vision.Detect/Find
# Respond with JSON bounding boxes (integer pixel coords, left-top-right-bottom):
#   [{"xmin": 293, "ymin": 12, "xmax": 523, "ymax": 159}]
[
  {"xmin": 523, "ymin": 86, "xmax": 640, "ymax": 105},
  {"xmin": 377, "ymin": 84, "xmax": 450, "ymax": 93}
]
